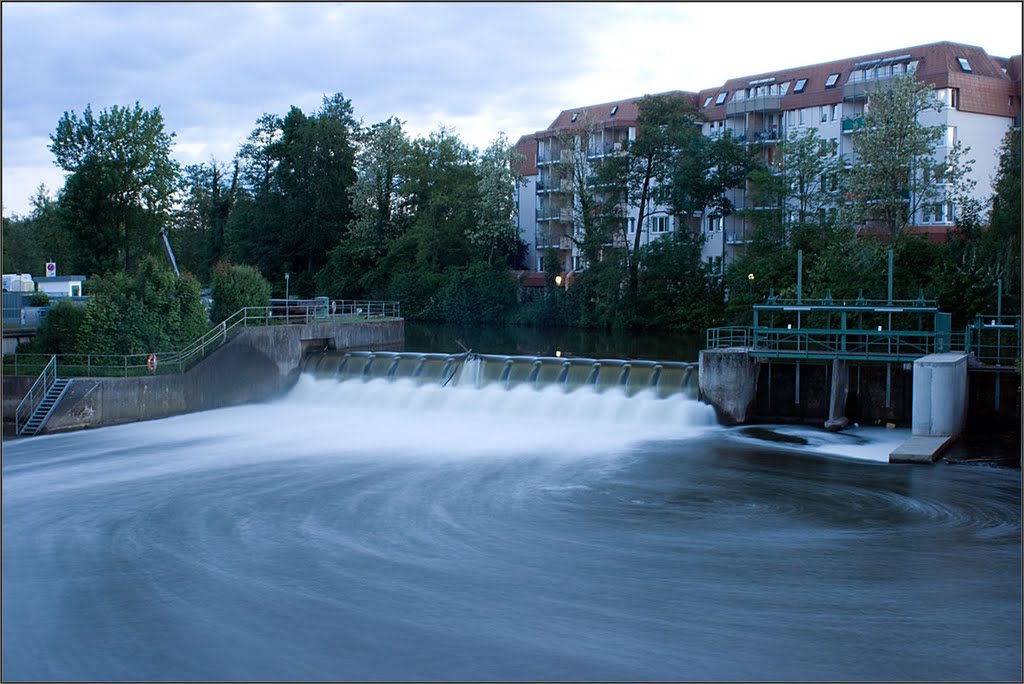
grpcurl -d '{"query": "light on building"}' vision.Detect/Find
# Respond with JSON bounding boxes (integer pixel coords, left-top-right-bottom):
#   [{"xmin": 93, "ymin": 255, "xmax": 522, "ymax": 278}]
[{"xmin": 555, "ymin": 350, "xmax": 562, "ymax": 358}]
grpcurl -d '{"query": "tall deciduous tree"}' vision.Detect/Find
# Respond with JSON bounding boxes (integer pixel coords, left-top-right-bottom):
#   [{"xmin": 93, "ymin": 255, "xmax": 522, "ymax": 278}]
[
  {"xmin": 592, "ymin": 93, "xmax": 703, "ymax": 302},
  {"xmin": 49, "ymin": 102, "xmax": 180, "ymax": 274},
  {"xmin": 474, "ymin": 133, "xmax": 523, "ymax": 266},
  {"xmin": 844, "ymin": 74, "xmax": 967, "ymax": 238}
]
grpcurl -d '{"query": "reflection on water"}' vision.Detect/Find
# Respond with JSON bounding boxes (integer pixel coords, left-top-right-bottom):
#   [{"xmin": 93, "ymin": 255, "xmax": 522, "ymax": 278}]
[
  {"xmin": 2, "ymin": 376, "xmax": 1020, "ymax": 681},
  {"xmin": 403, "ymin": 322, "xmax": 702, "ymax": 362}
]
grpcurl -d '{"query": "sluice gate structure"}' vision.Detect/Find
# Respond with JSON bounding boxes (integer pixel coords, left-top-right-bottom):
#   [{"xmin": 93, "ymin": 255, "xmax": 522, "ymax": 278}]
[{"xmin": 703, "ymin": 293, "xmax": 1020, "ymax": 463}]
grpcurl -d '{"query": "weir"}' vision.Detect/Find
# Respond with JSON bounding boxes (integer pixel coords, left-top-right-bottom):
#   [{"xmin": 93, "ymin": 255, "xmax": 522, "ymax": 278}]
[{"xmin": 303, "ymin": 351, "xmax": 699, "ymax": 399}]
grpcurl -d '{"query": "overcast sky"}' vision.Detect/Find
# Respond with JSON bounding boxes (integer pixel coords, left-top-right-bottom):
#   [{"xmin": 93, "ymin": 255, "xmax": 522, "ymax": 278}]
[{"xmin": 2, "ymin": 1, "xmax": 1021, "ymax": 217}]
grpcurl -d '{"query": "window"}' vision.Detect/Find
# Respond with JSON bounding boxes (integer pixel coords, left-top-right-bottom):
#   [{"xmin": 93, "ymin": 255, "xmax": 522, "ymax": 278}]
[
  {"xmin": 831, "ymin": 104, "xmax": 839, "ymax": 121},
  {"xmin": 734, "ymin": 89, "xmax": 745, "ymax": 101},
  {"xmin": 908, "ymin": 60, "xmax": 919, "ymax": 73},
  {"xmin": 793, "ymin": 79, "xmax": 807, "ymax": 93},
  {"xmin": 715, "ymin": 92, "xmax": 728, "ymax": 105},
  {"xmin": 779, "ymin": 81, "xmax": 790, "ymax": 95},
  {"xmin": 825, "ymin": 73, "xmax": 840, "ymax": 88},
  {"xmin": 850, "ymin": 69, "xmax": 863, "ymax": 83},
  {"xmin": 71, "ymin": 285, "xmax": 80, "ymax": 297},
  {"xmin": 626, "ymin": 217, "xmax": 636, "ymax": 234},
  {"xmin": 650, "ymin": 216, "xmax": 670, "ymax": 233},
  {"xmin": 820, "ymin": 106, "xmax": 828, "ymax": 123},
  {"xmin": 610, "ymin": 105, "xmax": 618, "ymax": 116},
  {"xmin": 570, "ymin": 112, "xmax": 578, "ymax": 122},
  {"xmin": 798, "ymin": 108, "xmax": 805, "ymax": 125},
  {"xmin": 703, "ymin": 96, "xmax": 713, "ymax": 108},
  {"xmin": 949, "ymin": 88, "xmax": 959, "ymax": 109},
  {"xmin": 787, "ymin": 110, "xmax": 797, "ymax": 126},
  {"xmin": 957, "ymin": 56, "xmax": 972, "ymax": 72},
  {"xmin": 945, "ymin": 125, "xmax": 957, "ymax": 147}
]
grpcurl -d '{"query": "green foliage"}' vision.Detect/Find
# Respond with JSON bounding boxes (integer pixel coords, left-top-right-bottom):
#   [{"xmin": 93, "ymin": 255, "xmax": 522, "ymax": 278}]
[
  {"xmin": 50, "ymin": 102, "xmax": 180, "ymax": 275},
  {"xmin": 844, "ymin": 74, "xmax": 948, "ymax": 237},
  {"xmin": 438, "ymin": 262, "xmax": 519, "ymax": 324},
  {"xmin": 77, "ymin": 256, "xmax": 207, "ymax": 354},
  {"xmin": 209, "ymin": 261, "xmax": 272, "ymax": 324},
  {"xmin": 27, "ymin": 291, "xmax": 50, "ymax": 307},
  {"xmin": 21, "ymin": 300, "xmax": 87, "ymax": 354},
  {"xmin": 2, "ymin": 185, "xmax": 75, "ymax": 275},
  {"xmin": 635, "ymin": 232, "xmax": 723, "ymax": 333},
  {"xmin": 170, "ymin": 160, "xmax": 237, "ymax": 282}
]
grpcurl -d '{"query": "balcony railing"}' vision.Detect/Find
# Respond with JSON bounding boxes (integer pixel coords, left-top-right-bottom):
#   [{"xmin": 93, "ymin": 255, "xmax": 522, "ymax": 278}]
[
  {"xmin": 842, "ymin": 116, "xmax": 865, "ymax": 133},
  {"xmin": 725, "ymin": 95, "xmax": 782, "ymax": 116}
]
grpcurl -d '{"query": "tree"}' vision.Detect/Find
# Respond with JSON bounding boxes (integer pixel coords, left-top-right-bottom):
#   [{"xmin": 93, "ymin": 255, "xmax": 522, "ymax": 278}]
[
  {"xmin": 844, "ymin": 74, "xmax": 965, "ymax": 238},
  {"xmin": 665, "ymin": 130, "xmax": 755, "ymax": 234},
  {"xmin": 474, "ymin": 134, "xmax": 523, "ymax": 266},
  {"xmin": 2, "ymin": 185, "xmax": 74, "ymax": 275},
  {"xmin": 778, "ymin": 128, "xmax": 846, "ymax": 228},
  {"xmin": 635, "ymin": 231, "xmax": 722, "ymax": 333},
  {"xmin": 592, "ymin": 93, "xmax": 703, "ymax": 302},
  {"xmin": 170, "ymin": 159, "xmax": 237, "ymax": 282},
  {"xmin": 50, "ymin": 103, "xmax": 180, "ymax": 274},
  {"xmin": 209, "ymin": 261, "xmax": 272, "ymax": 324}
]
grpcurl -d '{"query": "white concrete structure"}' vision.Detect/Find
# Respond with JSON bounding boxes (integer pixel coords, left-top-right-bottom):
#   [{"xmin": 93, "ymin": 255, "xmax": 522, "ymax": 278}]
[
  {"xmin": 911, "ymin": 352, "xmax": 969, "ymax": 438},
  {"xmin": 36, "ymin": 276, "xmax": 86, "ymax": 298}
]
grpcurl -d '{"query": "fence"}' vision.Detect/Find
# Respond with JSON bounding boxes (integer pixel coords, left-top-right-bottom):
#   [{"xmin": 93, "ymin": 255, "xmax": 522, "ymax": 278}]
[{"xmin": 2, "ymin": 300, "xmax": 401, "ymax": 379}]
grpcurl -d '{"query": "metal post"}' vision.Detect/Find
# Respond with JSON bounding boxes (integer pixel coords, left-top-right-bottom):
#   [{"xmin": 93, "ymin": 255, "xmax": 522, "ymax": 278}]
[
  {"xmin": 285, "ymin": 273, "xmax": 290, "ymax": 324},
  {"xmin": 796, "ymin": 249, "xmax": 802, "ymax": 305},
  {"xmin": 887, "ymin": 248, "xmax": 893, "ymax": 306},
  {"xmin": 795, "ymin": 361, "xmax": 801, "ymax": 406}
]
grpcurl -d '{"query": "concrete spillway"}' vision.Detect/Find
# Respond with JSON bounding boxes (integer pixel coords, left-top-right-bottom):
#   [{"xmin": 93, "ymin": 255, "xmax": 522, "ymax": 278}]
[{"xmin": 303, "ymin": 351, "xmax": 700, "ymax": 399}]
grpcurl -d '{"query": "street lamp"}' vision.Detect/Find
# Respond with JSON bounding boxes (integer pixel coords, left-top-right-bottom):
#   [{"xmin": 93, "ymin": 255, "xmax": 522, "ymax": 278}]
[
  {"xmin": 747, "ymin": 272, "xmax": 755, "ymax": 302},
  {"xmin": 554, "ymin": 275, "xmax": 563, "ymax": 287},
  {"xmin": 285, "ymin": 272, "xmax": 290, "ymax": 321}
]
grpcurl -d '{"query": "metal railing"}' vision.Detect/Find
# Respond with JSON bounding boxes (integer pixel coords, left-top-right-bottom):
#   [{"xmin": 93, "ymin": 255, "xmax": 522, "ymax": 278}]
[
  {"xmin": 706, "ymin": 326, "xmax": 751, "ymax": 349},
  {"xmin": 964, "ymin": 315, "xmax": 1021, "ymax": 367},
  {"xmin": 15, "ymin": 355, "xmax": 57, "ymax": 433},
  {"xmin": 2, "ymin": 300, "xmax": 401, "ymax": 379}
]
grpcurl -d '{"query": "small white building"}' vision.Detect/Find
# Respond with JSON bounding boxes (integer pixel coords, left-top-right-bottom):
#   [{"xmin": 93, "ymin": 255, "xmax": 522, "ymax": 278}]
[
  {"xmin": 2, "ymin": 273, "xmax": 35, "ymax": 292},
  {"xmin": 36, "ymin": 276, "xmax": 86, "ymax": 298}
]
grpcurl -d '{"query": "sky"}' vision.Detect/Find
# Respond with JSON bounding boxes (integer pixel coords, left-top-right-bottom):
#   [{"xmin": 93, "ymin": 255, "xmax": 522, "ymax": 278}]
[{"xmin": 2, "ymin": 1, "xmax": 1021, "ymax": 218}]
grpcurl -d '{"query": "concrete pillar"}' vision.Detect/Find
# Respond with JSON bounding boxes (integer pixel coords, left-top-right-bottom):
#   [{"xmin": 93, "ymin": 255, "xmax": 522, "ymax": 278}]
[
  {"xmin": 890, "ymin": 352, "xmax": 969, "ymax": 463},
  {"xmin": 698, "ymin": 348, "xmax": 759, "ymax": 424},
  {"xmin": 911, "ymin": 352, "xmax": 968, "ymax": 437},
  {"xmin": 825, "ymin": 359, "xmax": 849, "ymax": 431}
]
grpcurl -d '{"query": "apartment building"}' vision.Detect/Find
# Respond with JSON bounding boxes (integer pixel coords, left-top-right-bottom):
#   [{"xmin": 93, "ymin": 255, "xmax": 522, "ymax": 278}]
[
  {"xmin": 513, "ymin": 41, "xmax": 1021, "ymax": 277},
  {"xmin": 513, "ymin": 92, "xmax": 694, "ymax": 275}
]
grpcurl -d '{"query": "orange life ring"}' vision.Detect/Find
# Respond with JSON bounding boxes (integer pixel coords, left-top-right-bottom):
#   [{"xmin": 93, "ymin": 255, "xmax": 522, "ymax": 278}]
[{"xmin": 147, "ymin": 354, "xmax": 158, "ymax": 372}]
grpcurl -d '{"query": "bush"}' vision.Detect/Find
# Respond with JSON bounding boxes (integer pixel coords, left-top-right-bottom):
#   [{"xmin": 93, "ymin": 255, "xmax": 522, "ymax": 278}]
[
  {"xmin": 76, "ymin": 257, "xmax": 208, "ymax": 355},
  {"xmin": 437, "ymin": 262, "xmax": 519, "ymax": 324},
  {"xmin": 210, "ymin": 261, "xmax": 272, "ymax": 324},
  {"xmin": 27, "ymin": 291, "xmax": 50, "ymax": 307},
  {"xmin": 20, "ymin": 300, "xmax": 86, "ymax": 354}
]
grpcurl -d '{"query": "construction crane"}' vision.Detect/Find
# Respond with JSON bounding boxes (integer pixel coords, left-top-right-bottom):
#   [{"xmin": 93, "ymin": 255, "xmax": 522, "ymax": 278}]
[{"xmin": 159, "ymin": 227, "xmax": 180, "ymax": 278}]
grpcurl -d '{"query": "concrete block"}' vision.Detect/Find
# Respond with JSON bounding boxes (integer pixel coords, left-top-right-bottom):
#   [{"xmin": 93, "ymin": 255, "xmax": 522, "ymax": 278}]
[
  {"xmin": 912, "ymin": 352, "xmax": 968, "ymax": 438},
  {"xmin": 698, "ymin": 348, "xmax": 759, "ymax": 424}
]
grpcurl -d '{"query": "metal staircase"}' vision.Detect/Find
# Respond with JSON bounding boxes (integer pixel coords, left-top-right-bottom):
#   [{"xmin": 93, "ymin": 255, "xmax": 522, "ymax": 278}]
[
  {"xmin": 20, "ymin": 378, "xmax": 73, "ymax": 436},
  {"xmin": 15, "ymin": 356, "xmax": 73, "ymax": 437}
]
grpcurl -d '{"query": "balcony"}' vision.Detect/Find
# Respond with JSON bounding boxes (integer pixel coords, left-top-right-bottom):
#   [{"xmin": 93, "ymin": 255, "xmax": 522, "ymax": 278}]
[
  {"xmin": 745, "ymin": 129, "xmax": 783, "ymax": 145},
  {"xmin": 535, "ymin": 178, "xmax": 567, "ymax": 194},
  {"xmin": 842, "ymin": 79, "xmax": 885, "ymax": 101},
  {"xmin": 725, "ymin": 95, "xmax": 782, "ymax": 116},
  {"xmin": 842, "ymin": 116, "xmax": 864, "ymax": 133}
]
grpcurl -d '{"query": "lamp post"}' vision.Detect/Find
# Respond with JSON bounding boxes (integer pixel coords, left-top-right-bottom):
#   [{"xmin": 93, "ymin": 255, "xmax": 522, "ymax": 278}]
[
  {"xmin": 285, "ymin": 272, "xmax": 290, "ymax": 322},
  {"xmin": 748, "ymin": 272, "xmax": 755, "ymax": 302},
  {"xmin": 554, "ymin": 275, "xmax": 563, "ymax": 288}
]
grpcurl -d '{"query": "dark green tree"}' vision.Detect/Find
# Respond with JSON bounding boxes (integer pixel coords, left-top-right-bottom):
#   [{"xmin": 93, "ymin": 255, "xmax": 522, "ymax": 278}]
[
  {"xmin": 49, "ymin": 102, "xmax": 180, "ymax": 275},
  {"xmin": 209, "ymin": 261, "xmax": 272, "ymax": 324}
]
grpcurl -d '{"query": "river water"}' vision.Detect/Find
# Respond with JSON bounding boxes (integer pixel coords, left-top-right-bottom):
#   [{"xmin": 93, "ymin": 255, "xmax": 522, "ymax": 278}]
[{"xmin": 2, "ymin": 326, "xmax": 1021, "ymax": 681}]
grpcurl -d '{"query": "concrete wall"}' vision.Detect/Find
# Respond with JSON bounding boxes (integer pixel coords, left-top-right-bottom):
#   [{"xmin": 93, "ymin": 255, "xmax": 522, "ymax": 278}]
[
  {"xmin": 698, "ymin": 348, "xmax": 759, "ymax": 424},
  {"xmin": 912, "ymin": 352, "xmax": 968, "ymax": 437},
  {"xmin": 3, "ymin": 319, "xmax": 403, "ymax": 435}
]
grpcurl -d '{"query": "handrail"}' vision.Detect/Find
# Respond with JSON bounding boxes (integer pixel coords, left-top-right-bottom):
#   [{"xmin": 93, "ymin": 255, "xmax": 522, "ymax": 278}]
[
  {"xmin": 2, "ymin": 300, "xmax": 401, "ymax": 379},
  {"xmin": 15, "ymin": 355, "xmax": 57, "ymax": 434}
]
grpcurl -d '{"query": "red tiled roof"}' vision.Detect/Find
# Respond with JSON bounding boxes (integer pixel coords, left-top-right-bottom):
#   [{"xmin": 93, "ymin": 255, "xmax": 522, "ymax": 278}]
[{"xmin": 697, "ymin": 41, "xmax": 1020, "ymax": 121}]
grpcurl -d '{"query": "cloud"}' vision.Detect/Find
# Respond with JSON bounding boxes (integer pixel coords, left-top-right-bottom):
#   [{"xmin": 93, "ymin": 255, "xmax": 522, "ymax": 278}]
[{"xmin": 2, "ymin": 2, "xmax": 1021, "ymax": 216}]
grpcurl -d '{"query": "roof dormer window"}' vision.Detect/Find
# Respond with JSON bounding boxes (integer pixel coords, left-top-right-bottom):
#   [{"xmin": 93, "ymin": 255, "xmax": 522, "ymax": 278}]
[
  {"xmin": 715, "ymin": 92, "xmax": 728, "ymax": 105},
  {"xmin": 610, "ymin": 105, "xmax": 618, "ymax": 116},
  {"xmin": 957, "ymin": 56, "xmax": 972, "ymax": 72},
  {"xmin": 824, "ymin": 73, "xmax": 840, "ymax": 88},
  {"xmin": 793, "ymin": 79, "xmax": 807, "ymax": 93},
  {"xmin": 571, "ymin": 112, "xmax": 579, "ymax": 122},
  {"xmin": 703, "ymin": 96, "xmax": 713, "ymax": 108}
]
